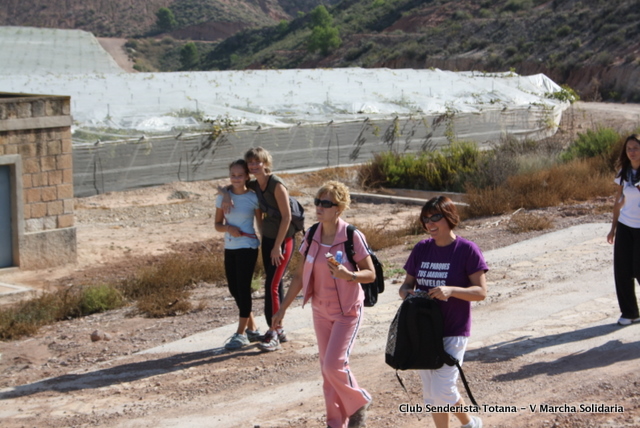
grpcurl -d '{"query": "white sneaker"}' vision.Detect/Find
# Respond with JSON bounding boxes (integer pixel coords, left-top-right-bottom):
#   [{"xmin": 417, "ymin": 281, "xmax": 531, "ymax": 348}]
[
  {"xmin": 462, "ymin": 415, "xmax": 482, "ymax": 428},
  {"xmin": 617, "ymin": 316, "xmax": 639, "ymax": 326}
]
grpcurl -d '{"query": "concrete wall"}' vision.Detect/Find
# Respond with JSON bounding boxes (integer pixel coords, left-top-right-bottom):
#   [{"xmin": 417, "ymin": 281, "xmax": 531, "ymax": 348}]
[{"xmin": 0, "ymin": 92, "xmax": 76, "ymax": 270}]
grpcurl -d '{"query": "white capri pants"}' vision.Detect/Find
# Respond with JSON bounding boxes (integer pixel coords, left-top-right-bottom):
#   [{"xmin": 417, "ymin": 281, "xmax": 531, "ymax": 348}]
[{"xmin": 419, "ymin": 336, "xmax": 468, "ymax": 406}]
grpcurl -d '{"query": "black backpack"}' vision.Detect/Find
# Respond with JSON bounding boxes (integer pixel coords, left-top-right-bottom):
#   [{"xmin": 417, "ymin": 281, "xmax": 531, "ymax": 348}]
[
  {"xmin": 305, "ymin": 223, "xmax": 384, "ymax": 307},
  {"xmin": 255, "ymin": 177, "xmax": 305, "ymax": 233},
  {"xmin": 385, "ymin": 292, "xmax": 478, "ymax": 406}
]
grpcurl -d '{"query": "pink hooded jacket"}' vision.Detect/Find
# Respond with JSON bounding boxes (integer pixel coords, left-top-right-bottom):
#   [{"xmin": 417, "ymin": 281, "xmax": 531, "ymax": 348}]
[{"xmin": 299, "ymin": 218, "xmax": 370, "ymax": 314}]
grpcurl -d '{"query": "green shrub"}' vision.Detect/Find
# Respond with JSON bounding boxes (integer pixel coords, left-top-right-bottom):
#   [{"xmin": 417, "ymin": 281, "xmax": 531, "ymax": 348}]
[
  {"xmin": 505, "ymin": 46, "xmax": 518, "ymax": 57},
  {"xmin": 156, "ymin": 7, "xmax": 177, "ymax": 32},
  {"xmin": 478, "ymin": 8, "xmax": 493, "ymax": 18},
  {"xmin": 79, "ymin": 285, "xmax": 124, "ymax": 315},
  {"xmin": 308, "ymin": 25, "xmax": 341, "ymax": 55},
  {"xmin": 560, "ymin": 128, "xmax": 621, "ymax": 163},
  {"xmin": 453, "ymin": 10, "xmax": 472, "ymax": 20},
  {"xmin": 180, "ymin": 42, "xmax": 200, "ymax": 70},
  {"xmin": 503, "ymin": 0, "xmax": 533, "ymax": 12},
  {"xmin": 546, "ymin": 84, "xmax": 580, "ymax": 103},
  {"xmin": 556, "ymin": 24, "xmax": 572, "ymax": 37},
  {"xmin": 358, "ymin": 141, "xmax": 480, "ymax": 192}
]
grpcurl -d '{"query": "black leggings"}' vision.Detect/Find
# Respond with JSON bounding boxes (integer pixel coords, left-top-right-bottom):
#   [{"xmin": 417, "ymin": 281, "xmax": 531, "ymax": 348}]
[
  {"xmin": 224, "ymin": 248, "xmax": 259, "ymax": 319},
  {"xmin": 613, "ymin": 222, "xmax": 640, "ymax": 319}
]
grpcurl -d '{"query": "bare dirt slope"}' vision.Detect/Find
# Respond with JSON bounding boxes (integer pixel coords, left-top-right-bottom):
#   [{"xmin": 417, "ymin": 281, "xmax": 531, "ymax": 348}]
[
  {"xmin": 0, "ymin": 102, "xmax": 639, "ymax": 428},
  {"xmin": 98, "ymin": 38, "xmax": 136, "ymax": 73}
]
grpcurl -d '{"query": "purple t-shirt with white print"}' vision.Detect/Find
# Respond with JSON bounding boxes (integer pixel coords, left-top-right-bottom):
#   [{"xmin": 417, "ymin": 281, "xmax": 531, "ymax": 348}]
[{"xmin": 403, "ymin": 236, "xmax": 488, "ymax": 337}]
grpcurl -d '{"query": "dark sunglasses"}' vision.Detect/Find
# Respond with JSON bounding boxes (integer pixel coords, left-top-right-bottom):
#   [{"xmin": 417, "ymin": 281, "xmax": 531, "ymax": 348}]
[
  {"xmin": 422, "ymin": 213, "xmax": 444, "ymax": 223},
  {"xmin": 314, "ymin": 198, "xmax": 338, "ymax": 208}
]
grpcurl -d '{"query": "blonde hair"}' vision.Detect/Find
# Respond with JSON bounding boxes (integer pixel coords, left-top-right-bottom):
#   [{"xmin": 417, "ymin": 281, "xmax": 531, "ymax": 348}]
[
  {"xmin": 316, "ymin": 181, "xmax": 350, "ymax": 212},
  {"xmin": 244, "ymin": 147, "xmax": 272, "ymax": 173}
]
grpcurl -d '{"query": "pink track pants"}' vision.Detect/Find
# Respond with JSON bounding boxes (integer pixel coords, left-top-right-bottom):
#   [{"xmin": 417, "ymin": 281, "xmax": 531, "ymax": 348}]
[{"xmin": 312, "ymin": 298, "xmax": 371, "ymax": 428}]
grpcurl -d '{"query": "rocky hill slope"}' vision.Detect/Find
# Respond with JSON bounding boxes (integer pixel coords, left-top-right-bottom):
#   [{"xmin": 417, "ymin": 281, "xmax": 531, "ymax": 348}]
[
  {"xmin": 2, "ymin": 0, "xmax": 638, "ymax": 102},
  {"xmin": 0, "ymin": 0, "xmax": 338, "ymax": 39},
  {"xmin": 201, "ymin": 0, "xmax": 640, "ymax": 102}
]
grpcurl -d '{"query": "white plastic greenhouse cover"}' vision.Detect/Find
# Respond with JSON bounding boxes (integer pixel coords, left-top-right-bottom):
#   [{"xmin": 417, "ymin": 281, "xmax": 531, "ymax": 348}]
[
  {"xmin": 0, "ymin": 27, "xmax": 571, "ymax": 195},
  {"xmin": 0, "ymin": 26, "xmax": 123, "ymax": 75},
  {"xmin": 0, "ymin": 27, "xmax": 568, "ymax": 134}
]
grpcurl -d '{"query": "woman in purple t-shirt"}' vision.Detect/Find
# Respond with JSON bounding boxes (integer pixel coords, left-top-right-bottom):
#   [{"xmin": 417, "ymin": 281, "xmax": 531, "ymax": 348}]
[{"xmin": 399, "ymin": 196, "xmax": 488, "ymax": 428}]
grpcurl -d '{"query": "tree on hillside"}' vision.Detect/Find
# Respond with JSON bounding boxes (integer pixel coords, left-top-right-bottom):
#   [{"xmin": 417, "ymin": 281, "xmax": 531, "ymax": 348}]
[
  {"xmin": 308, "ymin": 26, "xmax": 341, "ymax": 55},
  {"xmin": 156, "ymin": 7, "xmax": 178, "ymax": 32},
  {"xmin": 310, "ymin": 5, "xmax": 333, "ymax": 28},
  {"xmin": 307, "ymin": 5, "xmax": 341, "ymax": 56},
  {"xmin": 180, "ymin": 42, "xmax": 199, "ymax": 70}
]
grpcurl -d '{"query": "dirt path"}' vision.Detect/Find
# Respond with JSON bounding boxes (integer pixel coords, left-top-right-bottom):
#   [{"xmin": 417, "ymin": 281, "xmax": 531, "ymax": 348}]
[
  {"xmin": 98, "ymin": 37, "xmax": 136, "ymax": 73},
  {"xmin": 1, "ymin": 220, "xmax": 638, "ymax": 428}
]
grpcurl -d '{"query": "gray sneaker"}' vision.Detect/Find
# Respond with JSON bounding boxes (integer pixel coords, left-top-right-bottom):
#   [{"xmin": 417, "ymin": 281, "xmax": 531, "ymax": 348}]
[
  {"xmin": 224, "ymin": 333, "xmax": 250, "ymax": 350},
  {"xmin": 257, "ymin": 330, "xmax": 281, "ymax": 352},
  {"xmin": 245, "ymin": 328, "xmax": 262, "ymax": 343}
]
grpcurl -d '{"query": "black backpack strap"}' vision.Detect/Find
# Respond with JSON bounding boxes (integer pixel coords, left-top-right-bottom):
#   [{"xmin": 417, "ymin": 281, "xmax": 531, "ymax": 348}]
[
  {"xmin": 304, "ymin": 222, "xmax": 320, "ymax": 258},
  {"xmin": 455, "ymin": 361, "xmax": 478, "ymax": 407},
  {"xmin": 345, "ymin": 225, "xmax": 357, "ymax": 267}
]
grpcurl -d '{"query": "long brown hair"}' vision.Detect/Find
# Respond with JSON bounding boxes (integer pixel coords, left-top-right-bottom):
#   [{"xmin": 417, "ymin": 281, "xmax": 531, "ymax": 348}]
[
  {"xmin": 229, "ymin": 159, "xmax": 250, "ymax": 184},
  {"xmin": 616, "ymin": 134, "xmax": 640, "ymax": 184}
]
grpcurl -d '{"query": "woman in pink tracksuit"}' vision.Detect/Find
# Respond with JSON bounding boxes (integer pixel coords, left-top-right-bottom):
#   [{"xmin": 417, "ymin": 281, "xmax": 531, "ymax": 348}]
[{"xmin": 272, "ymin": 181, "xmax": 375, "ymax": 428}]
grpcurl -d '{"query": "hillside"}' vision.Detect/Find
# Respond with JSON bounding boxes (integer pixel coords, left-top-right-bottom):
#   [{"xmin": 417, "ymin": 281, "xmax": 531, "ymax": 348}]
[
  {"xmin": 2, "ymin": 0, "xmax": 639, "ymax": 101},
  {"xmin": 200, "ymin": 0, "xmax": 640, "ymax": 102},
  {"xmin": 0, "ymin": 0, "xmax": 339, "ymax": 39}
]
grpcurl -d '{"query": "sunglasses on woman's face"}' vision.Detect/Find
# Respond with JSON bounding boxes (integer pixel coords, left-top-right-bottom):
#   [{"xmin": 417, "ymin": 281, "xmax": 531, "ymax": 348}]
[
  {"xmin": 422, "ymin": 213, "xmax": 444, "ymax": 223},
  {"xmin": 314, "ymin": 198, "xmax": 338, "ymax": 208}
]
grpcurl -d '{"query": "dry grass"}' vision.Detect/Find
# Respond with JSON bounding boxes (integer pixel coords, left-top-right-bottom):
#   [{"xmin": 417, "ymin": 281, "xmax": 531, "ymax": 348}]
[
  {"xmin": 352, "ymin": 216, "xmax": 423, "ymax": 252},
  {"xmin": 464, "ymin": 158, "xmax": 613, "ymax": 218},
  {"xmin": 287, "ymin": 236, "xmax": 305, "ymax": 280},
  {"xmin": 120, "ymin": 247, "xmax": 226, "ymax": 318},
  {"xmin": 0, "ymin": 292, "xmax": 61, "ymax": 339},
  {"xmin": 282, "ymin": 167, "xmax": 357, "ymax": 194},
  {"xmin": 507, "ymin": 211, "xmax": 554, "ymax": 233},
  {"xmin": 594, "ymin": 202, "xmax": 614, "ymax": 215},
  {"xmin": 1, "ymin": 238, "xmax": 248, "ymax": 339}
]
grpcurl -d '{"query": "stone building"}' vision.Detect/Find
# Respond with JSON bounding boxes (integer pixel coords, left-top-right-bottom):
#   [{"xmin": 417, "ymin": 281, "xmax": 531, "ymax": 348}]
[{"xmin": 0, "ymin": 92, "xmax": 76, "ymax": 270}]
